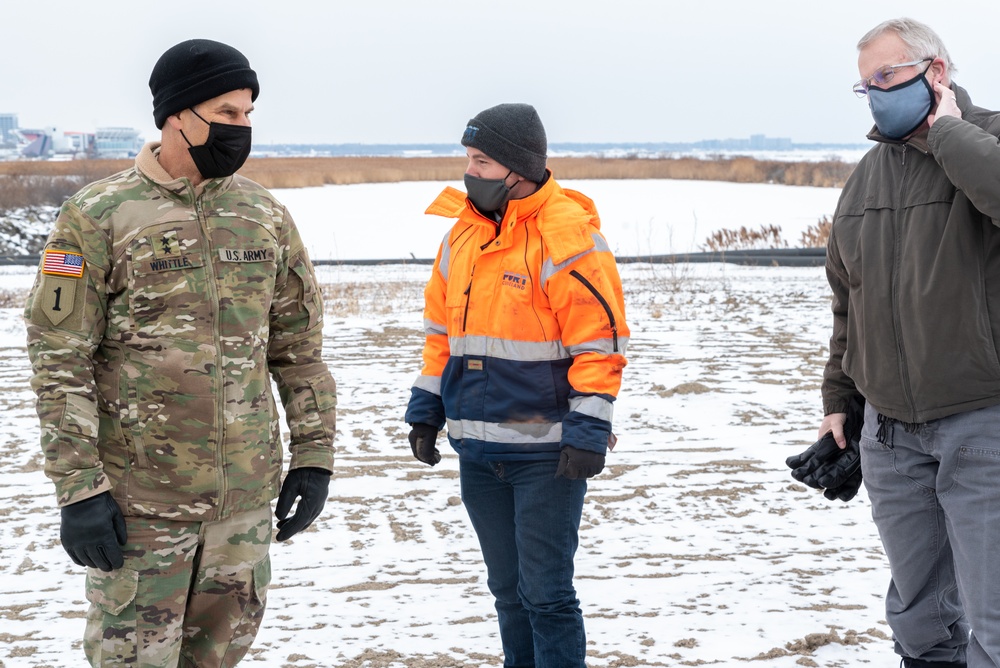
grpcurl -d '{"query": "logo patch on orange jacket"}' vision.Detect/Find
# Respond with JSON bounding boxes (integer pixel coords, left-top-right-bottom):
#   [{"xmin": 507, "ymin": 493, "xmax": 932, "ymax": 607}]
[{"xmin": 502, "ymin": 272, "xmax": 529, "ymax": 291}]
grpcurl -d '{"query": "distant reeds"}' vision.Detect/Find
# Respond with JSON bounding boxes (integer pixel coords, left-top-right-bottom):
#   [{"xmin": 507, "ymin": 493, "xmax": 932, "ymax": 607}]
[
  {"xmin": 0, "ymin": 154, "xmax": 856, "ymax": 196},
  {"xmin": 0, "ymin": 173, "xmax": 89, "ymax": 209},
  {"xmin": 799, "ymin": 216, "xmax": 832, "ymax": 248},
  {"xmin": 551, "ymin": 156, "xmax": 853, "ymax": 188},
  {"xmin": 1, "ymin": 157, "xmax": 847, "ymax": 255},
  {"xmin": 701, "ymin": 224, "xmax": 787, "ymax": 252},
  {"xmin": 700, "ymin": 216, "xmax": 833, "ymax": 252}
]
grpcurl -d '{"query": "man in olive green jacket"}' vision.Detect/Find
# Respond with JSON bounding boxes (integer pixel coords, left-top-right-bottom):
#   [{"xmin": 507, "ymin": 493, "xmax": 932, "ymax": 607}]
[
  {"xmin": 24, "ymin": 39, "xmax": 336, "ymax": 667},
  {"xmin": 821, "ymin": 18, "xmax": 1000, "ymax": 668}
]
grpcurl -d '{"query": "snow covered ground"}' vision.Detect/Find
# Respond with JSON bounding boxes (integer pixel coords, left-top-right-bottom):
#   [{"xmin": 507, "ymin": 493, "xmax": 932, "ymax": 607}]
[
  {"xmin": 0, "ymin": 179, "xmax": 897, "ymax": 667},
  {"xmin": 275, "ymin": 179, "xmax": 843, "ymax": 263}
]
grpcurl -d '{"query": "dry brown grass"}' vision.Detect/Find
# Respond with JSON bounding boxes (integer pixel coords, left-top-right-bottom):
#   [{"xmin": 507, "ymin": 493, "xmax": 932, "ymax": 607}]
[
  {"xmin": 243, "ymin": 157, "xmax": 465, "ymax": 187},
  {"xmin": 0, "ymin": 155, "xmax": 856, "ymax": 191},
  {"xmin": 0, "ymin": 159, "xmax": 130, "ymax": 177},
  {"xmin": 701, "ymin": 224, "xmax": 787, "ymax": 252},
  {"xmin": 0, "ymin": 160, "xmax": 126, "ymax": 210},
  {"xmin": 241, "ymin": 155, "xmax": 856, "ymax": 188},
  {"xmin": 552, "ymin": 156, "xmax": 854, "ymax": 187},
  {"xmin": 0, "ymin": 173, "xmax": 89, "ymax": 209},
  {"xmin": 0, "ymin": 156, "xmax": 846, "ymax": 256},
  {"xmin": 799, "ymin": 215, "xmax": 832, "ymax": 248},
  {"xmin": 699, "ymin": 216, "xmax": 832, "ymax": 252}
]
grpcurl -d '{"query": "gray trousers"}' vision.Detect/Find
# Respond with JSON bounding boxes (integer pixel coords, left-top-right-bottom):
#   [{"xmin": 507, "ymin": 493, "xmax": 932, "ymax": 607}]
[{"xmin": 860, "ymin": 401, "xmax": 1000, "ymax": 667}]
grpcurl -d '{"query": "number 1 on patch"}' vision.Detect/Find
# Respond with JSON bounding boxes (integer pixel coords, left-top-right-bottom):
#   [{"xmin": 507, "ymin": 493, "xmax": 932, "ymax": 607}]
[{"xmin": 40, "ymin": 276, "xmax": 77, "ymax": 326}]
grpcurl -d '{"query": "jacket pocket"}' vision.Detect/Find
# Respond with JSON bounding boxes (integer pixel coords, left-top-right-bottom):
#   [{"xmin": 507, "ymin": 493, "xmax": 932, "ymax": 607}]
[
  {"xmin": 127, "ymin": 235, "xmax": 208, "ymax": 334},
  {"xmin": 266, "ymin": 388, "xmax": 282, "ymax": 467},
  {"xmin": 569, "ymin": 269, "xmax": 619, "ymax": 352},
  {"xmin": 122, "ymin": 377, "xmax": 149, "ymax": 469},
  {"xmin": 309, "ymin": 375, "xmax": 338, "ymax": 437},
  {"xmin": 86, "ymin": 567, "xmax": 138, "ymax": 617},
  {"xmin": 60, "ymin": 392, "xmax": 100, "ymax": 439},
  {"xmin": 286, "ymin": 374, "xmax": 338, "ymax": 443},
  {"xmin": 290, "ymin": 257, "xmax": 322, "ymax": 331},
  {"xmin": 251, "ymin": 554, "xmax": 271, "ymax": 606}
]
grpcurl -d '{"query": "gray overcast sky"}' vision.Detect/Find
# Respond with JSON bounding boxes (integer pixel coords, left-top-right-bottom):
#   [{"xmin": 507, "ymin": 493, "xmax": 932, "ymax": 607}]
[{"xmin": 3, "ymin": 0, "xmax": 999, "ymax": 147}]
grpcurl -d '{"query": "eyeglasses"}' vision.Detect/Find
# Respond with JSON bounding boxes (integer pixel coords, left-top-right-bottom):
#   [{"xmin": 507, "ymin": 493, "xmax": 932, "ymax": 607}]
[{"xmin": 853, "ymin": 58, "xmax": 933, "ymax": 97}]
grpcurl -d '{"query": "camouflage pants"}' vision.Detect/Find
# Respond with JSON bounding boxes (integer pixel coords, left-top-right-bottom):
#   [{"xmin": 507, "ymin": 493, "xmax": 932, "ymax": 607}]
[{"xmin": 83, "ymin": 505, "xmax": 272, "ymax": 668}]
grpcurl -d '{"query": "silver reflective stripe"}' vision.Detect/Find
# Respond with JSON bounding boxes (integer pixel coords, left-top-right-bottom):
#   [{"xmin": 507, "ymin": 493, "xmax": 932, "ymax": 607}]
[
  {"xmin": 450, "ymin": 335, "xmax": 569, "ymax": 362},
  {"xmin": 566, "ymin": 336, "xmax": 630, "ymax": 356},
  {"xmin": 540, "ymin": 233, "xmax": 611, "ymax": 285},
  {"xmin": 566, "ymin": 337, "xmax": 618, "ymax": 357},
  {"xmin": 569, "ymin": 395, "xmax": 614, "ymax": 422},
  {"xmin": 412, "ymin": 374, "xmax": 442, "ymax": 396},
  {"xmin": 439, "ymin": 231, "xmax": 452, "ymax": 281},
  {"xmin": 447, "ymin": 418, "xmax": 562, "ymax": 443},
  {"xmin": 423, "ymin": 318, "xmax": 446, "ymax": 336}
]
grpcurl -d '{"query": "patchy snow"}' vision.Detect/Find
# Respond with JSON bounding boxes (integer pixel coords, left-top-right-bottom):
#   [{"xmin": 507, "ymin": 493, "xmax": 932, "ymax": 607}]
[
  {"xmin": 0, "ymin": 207, "xmax": 56, "ymax": 255},
  {"xmin": 0, "ymin": 180, "xmax": 898, "ymax": 667}
]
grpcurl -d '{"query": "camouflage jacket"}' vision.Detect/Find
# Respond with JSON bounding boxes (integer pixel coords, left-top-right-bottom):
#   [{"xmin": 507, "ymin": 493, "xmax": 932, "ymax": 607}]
[{"xmin": 24, "ymin": 142, "xmax": 336, "ymax": 521}]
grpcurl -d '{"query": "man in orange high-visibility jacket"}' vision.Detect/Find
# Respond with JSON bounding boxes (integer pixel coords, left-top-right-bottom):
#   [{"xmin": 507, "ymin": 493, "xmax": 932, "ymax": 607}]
[{"xmin": 405, "ymin": 103, "xmax": 629, "ymax": 667}]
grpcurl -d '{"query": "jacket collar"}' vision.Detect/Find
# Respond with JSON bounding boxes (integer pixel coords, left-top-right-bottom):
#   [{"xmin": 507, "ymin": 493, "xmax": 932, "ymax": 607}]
[
  {"xmin": 425, "ymin": 171, "xmax": 600, "ymax": 263},
  {"xmin": 135, "ymin": 141, "xmax": 233, "ymax": 205},
  {"xmin": 424, "ymin": 170, "xmax": 555, "ymax": 223},
  {"xmin": 500, "ymin": 170, "xmax": 554, "ymax": 225}
]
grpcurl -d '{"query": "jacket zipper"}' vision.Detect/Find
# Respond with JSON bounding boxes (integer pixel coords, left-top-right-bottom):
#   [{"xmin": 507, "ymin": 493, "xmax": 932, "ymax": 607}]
[
  {"xmin": 462, "ymin": 266, "xmax": 475, "ymax": 332},
  {"xmin": 196, "ymin": 196, "xmax": 228, "ymax": 513},
  {"xmin": 127, "ymin": 379, "xmax": 149, "ymax": 468},
  {"xmin": 569, "ymin": 270, "xmax": 618, "ymax": 352},
  {"xmin": 460, "ymin": 227, "xmax": 497, "ymax": 334},
  {"xmin": 892, "ymin": 145, "xmax": 916, "ymax": 418}
]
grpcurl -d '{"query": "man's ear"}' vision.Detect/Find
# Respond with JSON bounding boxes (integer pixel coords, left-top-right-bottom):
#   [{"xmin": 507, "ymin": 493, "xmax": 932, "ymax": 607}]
[
  {"xmin": 929, "ymin": 57, "xmax": 949, "ymax": 86},
  {"xmin": 165, "ymin": 112, "xmax": 185, "ymax": 131}
]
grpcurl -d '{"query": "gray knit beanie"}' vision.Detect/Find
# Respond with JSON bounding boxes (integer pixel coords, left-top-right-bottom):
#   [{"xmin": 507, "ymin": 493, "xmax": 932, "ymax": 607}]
[
  {"xmin": 150, "ymin": 39, "xmax": 259, "ymax": 129},
  {"xmin": 460, "ymin": 103, "xmax": 547, "ymax": 182}
]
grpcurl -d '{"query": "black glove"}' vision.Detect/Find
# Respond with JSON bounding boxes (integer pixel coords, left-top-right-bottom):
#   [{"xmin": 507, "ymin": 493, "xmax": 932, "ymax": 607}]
[
  {"xmin": 786, "ymin": 433, "xmax": 847, "ymax": 488},
  {"xmin": 786, "ymin": 396, "xmax": 865, "ymax": 502},
  {"xmin": 275, "ymin": 467, "xmax": 331, "ymax": 541},
  {"xmin": 807, "ymin": 437, "xmax": 861, "ymax": 489},
  {"xmin": 555, "ymin": 446, "xmax": 605, "ymax": 480},
  {"xmin": 408, "ymin": 423, "xmax": 441, "ymax": 466},
  {"xmin": 60, "ymin": 491, "xmax": 127, "ymax": 572},
  {"xmin": 823, "ymin": 467, "xmax": 863, "ymax": 502}
]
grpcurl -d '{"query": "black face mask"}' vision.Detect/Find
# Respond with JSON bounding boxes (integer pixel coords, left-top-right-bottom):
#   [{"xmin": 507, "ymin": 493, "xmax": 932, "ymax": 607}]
[
  {"xmin": 181, "ymin": 108, "xmax": 252, "ymax": 179},
  {"xmin": 464, "ymin": 170, "xmax": 513, "ymax": 213}
]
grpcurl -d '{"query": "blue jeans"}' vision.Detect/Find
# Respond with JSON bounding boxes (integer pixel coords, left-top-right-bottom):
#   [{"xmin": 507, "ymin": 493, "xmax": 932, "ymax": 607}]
[
  {"xmin": 460, "ymin": 458, "xmax": 588, "ymax": 668},
  {"xmin": 860, "ymin": 402, "xmax": 1000, "ymax": 667}
]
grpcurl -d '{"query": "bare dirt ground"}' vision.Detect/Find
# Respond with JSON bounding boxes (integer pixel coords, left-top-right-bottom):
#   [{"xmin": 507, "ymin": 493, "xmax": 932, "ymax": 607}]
[{"xmin": 0, "ymin": 263, "xmax": 895, "ymax": 667}]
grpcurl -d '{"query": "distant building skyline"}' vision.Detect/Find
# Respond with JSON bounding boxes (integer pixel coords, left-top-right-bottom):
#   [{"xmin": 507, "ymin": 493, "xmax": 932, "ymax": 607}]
[
  {"xmin": 0, "ymin": 107, "xmax": 867, "ymax": 162},
  {"xmin": 1, "ymin": 114, "xmax": 145, "ymax": 160},
  {"xmin": 0, "ymin": 114, "xmax": 17, "ymax": 146}
]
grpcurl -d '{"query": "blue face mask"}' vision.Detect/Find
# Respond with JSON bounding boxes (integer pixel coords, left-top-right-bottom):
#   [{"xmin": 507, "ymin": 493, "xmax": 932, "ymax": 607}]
[{"xmin": 867, "ymin": 68, "xmax": 934, "ymax": 140}]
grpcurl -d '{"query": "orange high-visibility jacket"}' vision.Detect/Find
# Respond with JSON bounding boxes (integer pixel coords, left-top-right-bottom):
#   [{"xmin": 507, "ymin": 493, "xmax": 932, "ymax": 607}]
[{"xmin": 405, "ymin": 173, "xmax": 629, "ymax": 461}]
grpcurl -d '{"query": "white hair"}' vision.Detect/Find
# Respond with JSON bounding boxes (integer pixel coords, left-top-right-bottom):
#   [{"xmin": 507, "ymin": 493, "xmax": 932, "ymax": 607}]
[{"xmin": 858, "ymin": 17, "xmax": 957, "ymax": 76}]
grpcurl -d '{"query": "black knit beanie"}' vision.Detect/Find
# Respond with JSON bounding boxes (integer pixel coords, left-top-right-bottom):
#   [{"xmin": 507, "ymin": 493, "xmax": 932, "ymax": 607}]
[
  {"xmin": 149, "ymin": 39, "xmax": 259, "ymax": 129},
  {"xmin": 461, "ymin": 103, "xmax": 547, "ymax": 182}
]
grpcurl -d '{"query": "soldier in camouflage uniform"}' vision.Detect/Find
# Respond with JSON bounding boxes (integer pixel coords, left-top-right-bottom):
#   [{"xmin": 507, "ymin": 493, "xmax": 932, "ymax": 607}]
[{"xmin": 23, "ymin": 39, "xmax": 337, "ymax": 667}]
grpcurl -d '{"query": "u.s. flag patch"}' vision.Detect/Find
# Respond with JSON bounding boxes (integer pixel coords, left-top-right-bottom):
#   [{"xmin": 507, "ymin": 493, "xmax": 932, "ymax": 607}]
[{"xmin": 42, "ymin": 250, "xmax": 86, "ymax": 278}]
